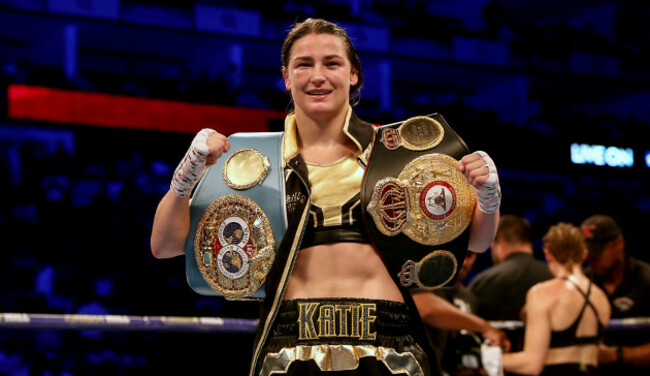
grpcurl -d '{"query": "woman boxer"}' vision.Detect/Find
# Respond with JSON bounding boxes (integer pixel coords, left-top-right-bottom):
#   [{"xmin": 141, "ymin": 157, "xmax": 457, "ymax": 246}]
[{"xmin": 151, "ymin": 18, "xmax": 501, "ymax": 376}]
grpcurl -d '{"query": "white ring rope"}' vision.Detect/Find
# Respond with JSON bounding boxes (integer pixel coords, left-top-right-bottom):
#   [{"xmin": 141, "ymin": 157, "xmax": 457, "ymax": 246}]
[
  {"xmin": 490, "ymin": 317, "xmax": 650, "ymax": 331},
  {"xmin": 0, "ymin": 313, "xmax": 258, "ymax": 333},
  {"xmin": 1, "ymin": 313, "xmax": 648, "ymax": 333}
]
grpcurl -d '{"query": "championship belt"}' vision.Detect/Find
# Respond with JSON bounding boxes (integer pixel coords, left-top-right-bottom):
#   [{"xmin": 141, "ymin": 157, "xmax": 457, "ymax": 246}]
[
  {"xmin": 361, "ymin": 114, "xmax": 476, "ymax": 289},
  {"xmin": 184, "ymin": 132, "xmax": 286, "ymax": 300}
]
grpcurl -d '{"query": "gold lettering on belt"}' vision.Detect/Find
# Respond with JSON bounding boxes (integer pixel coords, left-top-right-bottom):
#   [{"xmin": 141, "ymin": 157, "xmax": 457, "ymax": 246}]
[
  {"xmin": 350, "ymin": 305, "xmax": 359, "ymax": 338},
  {"xmin": 336, "ymin": 305, "xmax": 351, "ymax": 337},
  {"xmin": 360, "ymin": 304, "xmax": 377, "ymax": 340},
  {"xmin": 297, "ymin": 302, "xmax": 377, "ymax": 340},
  {"xmin": 298, "ymin": 302, "xmax": 319, "ymax": 340},
  {"xmin": 319, "ymin": 305, "xmax": 336, "ymax": 337}
]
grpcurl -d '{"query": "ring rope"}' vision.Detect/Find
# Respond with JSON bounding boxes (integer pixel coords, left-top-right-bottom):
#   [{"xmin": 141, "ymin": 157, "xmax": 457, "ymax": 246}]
[
  {"xmin": 0, "ymin": 313, "xmax": 258, "ymax": 333},
  {"xmin": 1, "ymin": 313, "xmax": 649, "ymax": 333},
  {"xmin": 490, "ymin": 317, "xmax": 650, "ymax": 331}
]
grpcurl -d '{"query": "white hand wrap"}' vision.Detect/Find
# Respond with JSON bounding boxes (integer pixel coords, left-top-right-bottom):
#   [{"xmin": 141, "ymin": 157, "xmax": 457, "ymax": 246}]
[
  {"xmin": 170, "ymin": 128, "xmax": 216, "ymax": 198},
  {"xmin": 473, "ymin": 150, "xmax": 501, "ymax": 214},
  {"xmin": 480, "ymin": 342, "xmax": 504, "ymax": 376}
]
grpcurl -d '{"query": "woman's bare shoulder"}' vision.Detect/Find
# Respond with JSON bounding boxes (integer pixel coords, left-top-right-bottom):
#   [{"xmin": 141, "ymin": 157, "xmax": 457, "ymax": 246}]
[
  {"xmin": 527, "ymin": 278, "xmax": 563, "ymax": 305},
  {"xmin": 590, "ymin": 283, "xmax": 612, "ymax": 320}
]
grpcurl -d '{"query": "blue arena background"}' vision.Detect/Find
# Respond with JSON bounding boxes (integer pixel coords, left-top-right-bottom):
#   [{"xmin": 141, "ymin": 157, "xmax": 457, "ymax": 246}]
[{"xmin": 0, "ymin": 0, "xmax": 648, "ymax": 374}]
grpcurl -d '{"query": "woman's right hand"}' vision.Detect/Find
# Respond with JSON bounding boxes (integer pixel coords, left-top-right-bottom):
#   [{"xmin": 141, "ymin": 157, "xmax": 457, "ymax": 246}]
[
  {"xmin": 204, "ymin": 131, "xmax": 231, "ymax": 167},
  {"xmin": 170, "ymin": 129, "xmax": 230, "ymax": 197},
  {"xmin": 151, "ymin": 129, "xmax": 230, "ymax": 258}
]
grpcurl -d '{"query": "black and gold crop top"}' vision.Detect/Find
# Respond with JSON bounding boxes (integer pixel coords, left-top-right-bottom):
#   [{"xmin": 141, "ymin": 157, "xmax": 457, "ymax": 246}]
[
  {"xmin": 300, "ymin": 151, "xmax": 370, "ymax": 248},
  {"xmin": 549, "ymin": 278, "xmax": 605, "ymax": 348}
]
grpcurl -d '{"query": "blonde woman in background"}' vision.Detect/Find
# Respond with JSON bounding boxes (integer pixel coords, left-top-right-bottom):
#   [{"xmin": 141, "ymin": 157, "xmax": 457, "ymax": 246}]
[{"xmin": 502, "ymin": 223, "xmax": 610, "ymax": 375}]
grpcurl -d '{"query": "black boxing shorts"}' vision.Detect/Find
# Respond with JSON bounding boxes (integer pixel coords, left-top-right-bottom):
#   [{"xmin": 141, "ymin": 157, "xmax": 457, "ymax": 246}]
[{"xmin": 256, "ymin": 298, "xmax": 430, "ymax": 376}]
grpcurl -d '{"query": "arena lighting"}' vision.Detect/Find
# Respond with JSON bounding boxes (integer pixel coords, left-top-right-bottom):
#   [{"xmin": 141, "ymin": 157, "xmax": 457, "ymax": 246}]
[
  {"xmin": 7, "ymin": 84, "xmax": 285, "ymax": 134},
  {"xmin": 645, "ymin": 151, "xmax": 650, "ymax": 168},
  {"xmin": 570, "ymin": 143, "xmax": 634, "ymax": 168}
]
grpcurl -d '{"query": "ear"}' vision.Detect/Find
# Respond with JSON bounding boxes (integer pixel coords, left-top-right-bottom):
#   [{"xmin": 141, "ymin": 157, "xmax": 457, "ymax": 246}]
[
  {"xmin": 350, "ymin": 68, "xmax": 358, "ymax": 87},
  {"xmin": 543, "ymin": 248, "xmax": 553, "ymax": 263},
  {"xmin": 282, "ymin": 67, "xmax": 291, "ymax": 91},
  {"xmin": 581, "ymin": 248, "xmax": 588, "ymax": 263}
]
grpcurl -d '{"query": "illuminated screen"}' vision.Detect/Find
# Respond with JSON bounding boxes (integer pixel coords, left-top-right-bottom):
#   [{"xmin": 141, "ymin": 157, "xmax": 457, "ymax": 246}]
[{"xmin": 570, "ymin": 143, "xmax": 634, "ymax": 168}]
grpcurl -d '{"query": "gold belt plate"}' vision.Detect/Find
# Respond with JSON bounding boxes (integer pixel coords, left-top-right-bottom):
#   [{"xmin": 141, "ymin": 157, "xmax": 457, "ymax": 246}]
[
  {"xmin": 222, "ymin": 148, "xmax": 270, "ymax": 190},
  {"xmin": 397, "ymin": 250, "xmax": 458, "ymax": 289},
  {"xmin": 195, "ymin": 194, "xmax": 275, "ymax": 298},
  {"xmin": 380, "ymin": 116, "xmax": 444, "ymax": 151},
  {"xmin": 367, "ymin": 153, "xmax": 476, "ymax": 246}
]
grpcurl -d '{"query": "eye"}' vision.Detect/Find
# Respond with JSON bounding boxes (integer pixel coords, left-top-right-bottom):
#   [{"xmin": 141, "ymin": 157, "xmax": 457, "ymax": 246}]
[{"xmin": 294, "ymin": 61, "xmax": 311, "ymax": 68}]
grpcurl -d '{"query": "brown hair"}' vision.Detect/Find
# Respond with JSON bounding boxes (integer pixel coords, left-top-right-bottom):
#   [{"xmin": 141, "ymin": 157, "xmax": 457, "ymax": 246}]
[
  {"xmin": 543, "ymin": 222, "xmax": 585, "ymax": 266},
  {"xmin": 494, "ymin": 215, "xmax": 533, "ymax": 245},
  {"xmin": 281, "ymin": 18, "xmax": 364, "ymax": 105}
]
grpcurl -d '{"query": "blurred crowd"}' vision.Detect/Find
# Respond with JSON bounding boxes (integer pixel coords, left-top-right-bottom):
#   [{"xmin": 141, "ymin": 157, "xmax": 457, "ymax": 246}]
[{"xmin": 0, "ymin": 0, "xmax": 649, "ymax": 375}]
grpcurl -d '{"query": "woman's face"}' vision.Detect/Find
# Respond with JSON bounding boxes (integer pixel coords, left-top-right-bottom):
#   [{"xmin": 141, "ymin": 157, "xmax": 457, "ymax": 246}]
[{"xmin": 283, "ymin": 33, "xmax": 358, "ymax": 121}]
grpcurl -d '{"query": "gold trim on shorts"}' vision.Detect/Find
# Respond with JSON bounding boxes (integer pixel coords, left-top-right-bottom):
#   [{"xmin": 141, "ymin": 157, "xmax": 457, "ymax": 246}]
[{"xmin": 259, "ymin": 345, "xmax": 425, "ymax": 376}]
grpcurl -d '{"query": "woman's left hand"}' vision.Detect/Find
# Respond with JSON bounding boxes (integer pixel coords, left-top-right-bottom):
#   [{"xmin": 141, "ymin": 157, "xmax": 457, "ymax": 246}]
[{"xmin": 456, "ymin": 151, "xmax": 501, "ymax": 213}]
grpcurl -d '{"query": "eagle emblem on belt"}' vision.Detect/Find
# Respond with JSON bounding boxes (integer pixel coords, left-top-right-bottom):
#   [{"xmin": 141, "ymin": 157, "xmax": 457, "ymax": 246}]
[{"xmin": 367, "ymin": 153, "xmax": 476, "ymax": 246}]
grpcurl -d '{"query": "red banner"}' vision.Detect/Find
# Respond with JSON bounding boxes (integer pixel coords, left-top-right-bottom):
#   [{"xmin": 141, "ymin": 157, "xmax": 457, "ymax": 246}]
[{"xmin": 8, "ymin": 84, "xmax": 286, "ymax": 134}]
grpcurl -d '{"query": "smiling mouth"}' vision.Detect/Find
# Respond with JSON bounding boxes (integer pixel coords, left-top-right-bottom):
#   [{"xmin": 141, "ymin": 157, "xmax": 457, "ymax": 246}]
[{"xmin": 307, "ymin": 90, "xmax": 332, "ymax": 96}]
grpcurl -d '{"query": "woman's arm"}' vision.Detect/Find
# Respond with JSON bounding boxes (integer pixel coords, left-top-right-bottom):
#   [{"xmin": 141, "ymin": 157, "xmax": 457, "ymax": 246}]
[
  {"xmin": 456, "ymin": 151, "xmax": 501, "ymax": 253},
  {"xmin": 598, "ymin": 341, "xmax": 650, "ymax": 367},
  {"xmin": 151, "ymin": 191, "xmax": 191, "ymax": 258},
  {"xmin": 502, "ymin": 286, "xmax": 553, "ymax": 375},
  {"xmin": 412, "ymin": 291, "xmax": 511, "ymax": 351},
  {"xmin": 468, "ymin": 208, "xmax": 499, "ymax": 253},
  {"xmin": 150, "ymin": 129, "xmax": 230, "ymax": 259}
]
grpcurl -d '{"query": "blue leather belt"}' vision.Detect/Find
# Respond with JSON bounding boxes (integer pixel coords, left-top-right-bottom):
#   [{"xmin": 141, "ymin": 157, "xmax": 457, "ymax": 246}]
[{"xmin": 184, "ymin": 132, "xmax": 286, "ymax": 300}]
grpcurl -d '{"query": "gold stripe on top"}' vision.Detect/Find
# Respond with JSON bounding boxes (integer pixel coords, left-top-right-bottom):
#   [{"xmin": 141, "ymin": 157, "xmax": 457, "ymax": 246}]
[
  {"xmin": 260, "ymin": 345, "xmax": 424, "ymax": 376},
  {"xmin": 282, "ymin": 114, "xmax": 300, "ymax": 166},
  {"xmin": 340, "ymin": 106, "xmax": 361, "ymax": 152},
  {"xmin": 306, "ymin": 152, "xmax": 364, "ymax": 227},
  {"xmin": 282, "ymin": 106, "xmax": 359, "ymax": 166},
  {"xmin": 249, "ymin": 199, "xmax": 311, "ymax": 376}
]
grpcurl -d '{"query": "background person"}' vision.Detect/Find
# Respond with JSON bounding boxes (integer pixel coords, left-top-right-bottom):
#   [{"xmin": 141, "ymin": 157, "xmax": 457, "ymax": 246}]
[
  {"xmin": 502, "ymin": 223, "xmax": 610, "ymax": 376},
  {"xmin": 413, "ymin": 252, "xmax": 511, "ymax": 376},
  {"xmin": 468, "ymin": 215, "xmax": 553, "ymax": 350},
  {"xmin": 581, "ymin": 214, "xmax": 650, "ymax": 376}
]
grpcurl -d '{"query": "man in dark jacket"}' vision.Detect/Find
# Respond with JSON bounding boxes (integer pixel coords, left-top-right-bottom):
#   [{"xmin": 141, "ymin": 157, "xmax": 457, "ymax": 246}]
[{"xmin": 582, "ymin": 214, "xmax": 650, "ymax": 376}]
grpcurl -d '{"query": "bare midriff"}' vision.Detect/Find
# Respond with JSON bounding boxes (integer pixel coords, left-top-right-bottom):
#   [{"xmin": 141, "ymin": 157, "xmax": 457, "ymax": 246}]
[{"xmin": 283, "ymin": 242, "xmax": 404, "ymax": 302}]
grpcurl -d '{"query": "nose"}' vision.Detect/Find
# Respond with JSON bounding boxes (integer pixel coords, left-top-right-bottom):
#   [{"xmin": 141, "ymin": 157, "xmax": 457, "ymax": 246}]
[{"xmin": 311, "ymin": 64, "xmax": 326, "ymax": 85}]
